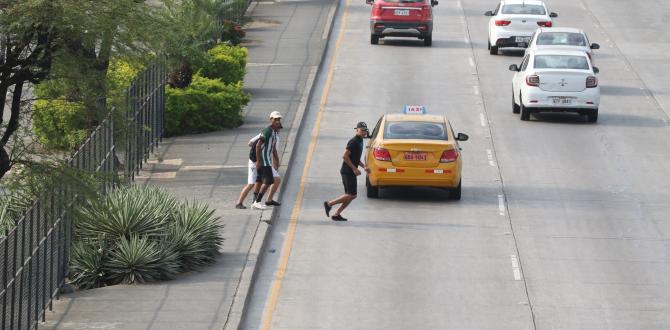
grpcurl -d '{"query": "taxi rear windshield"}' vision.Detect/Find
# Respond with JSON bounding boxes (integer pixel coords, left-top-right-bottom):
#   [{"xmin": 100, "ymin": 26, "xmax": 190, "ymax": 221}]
[
  {"xmin": 537, "ymin": 32, "xmax": 586, "ymax": 46},
  {"xmin": 501, "ymin": 4, "xmax": 546, "ymax": 15},
  {"xmin": 534, "ymin": 55, "xmax": 589, "ymax": 70},
  {"xmin": 384, "ymin": 121, "xmax": 448, "ymax": 140}
]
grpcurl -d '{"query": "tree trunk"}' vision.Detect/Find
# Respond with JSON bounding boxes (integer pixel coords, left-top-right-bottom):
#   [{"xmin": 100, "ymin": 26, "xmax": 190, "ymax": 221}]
[{"xmin": 0, "ymin": 80, "xmax": 23, "ymax": 180}]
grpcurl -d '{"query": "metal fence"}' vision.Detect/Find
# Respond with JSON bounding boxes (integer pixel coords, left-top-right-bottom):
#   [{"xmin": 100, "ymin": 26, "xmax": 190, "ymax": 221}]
[
  {"xmin": 0, "ymin": 59, "xmax": 166, "ymax": 330},
  {"xmin": 217, "ymin": 0, "xmax": 252, "ymax": 23}
]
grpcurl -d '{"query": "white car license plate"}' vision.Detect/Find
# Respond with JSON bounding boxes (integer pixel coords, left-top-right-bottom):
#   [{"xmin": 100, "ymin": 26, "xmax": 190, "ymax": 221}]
[
  {"xmin": 515, "ymin": 36, "xmax": 531, "ymax": 43},
  {"xmin": 394, "ymin": 9, "xmax": 410, "ymax": 16},
  {"xmin": 551, "ymin": 97, "xmax": 574, "ymax": 105}
]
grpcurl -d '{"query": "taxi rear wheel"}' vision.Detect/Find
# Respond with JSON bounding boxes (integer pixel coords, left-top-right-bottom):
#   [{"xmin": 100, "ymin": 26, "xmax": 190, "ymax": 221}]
[
  {"xmin": 450, "ymin": 180, "xmax": 461, "ymax": 200},
  {"xmin": 366, "ymin": 176, "xmax": 379, "ymax": 198}
]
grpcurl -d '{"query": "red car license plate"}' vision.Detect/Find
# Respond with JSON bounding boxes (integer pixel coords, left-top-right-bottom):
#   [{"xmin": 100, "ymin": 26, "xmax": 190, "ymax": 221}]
[{"xmin": 404, "ymin": 152, "xmax": 427, "ymax": 161}]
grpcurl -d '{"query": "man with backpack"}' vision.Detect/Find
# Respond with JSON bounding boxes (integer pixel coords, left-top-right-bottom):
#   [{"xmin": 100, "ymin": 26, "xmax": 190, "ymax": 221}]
[{"xmin": 235, "ymin": 111, "xmax": 283, "ymax": 209}]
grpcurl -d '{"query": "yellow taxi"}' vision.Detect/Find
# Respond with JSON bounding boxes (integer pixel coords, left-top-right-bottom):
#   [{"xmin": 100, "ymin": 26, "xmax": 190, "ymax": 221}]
[{"xmin": 365, "ymin": 106, "xmax": 468, "ymax": 199}]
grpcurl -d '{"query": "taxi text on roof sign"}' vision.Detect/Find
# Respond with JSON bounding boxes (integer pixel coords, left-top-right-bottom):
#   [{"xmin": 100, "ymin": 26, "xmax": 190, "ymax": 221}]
[{"xmin": 403, "ymin": 105, "xmax": 427, "ymax": 115}]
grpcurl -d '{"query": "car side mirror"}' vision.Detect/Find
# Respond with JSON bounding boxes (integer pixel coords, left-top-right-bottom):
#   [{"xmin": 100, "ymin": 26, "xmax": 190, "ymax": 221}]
[
  {"xmin": 593, "ymin": 67, "xmax": 599, "ymax": 74},
  {"xmin": 431, "ymin": 0, "xmax": 438, "ymax": 6},
  {"xmin": 508, "ymin": 64, "xmax": 519, "ymax": 72},
  {"xmin": 590, "ymin": 43, "xmax": 600, "ymax": 50},
  {"xmin": 484, "ymin": 11, "xmax": 494, "ymax": 16},
  {"xmin": 549, "ymin": 12, "xmax": 558, "ymax": 18},
  {"xmin": 456, "ymin": 133, "xmax": 469, "ymax": 141}
]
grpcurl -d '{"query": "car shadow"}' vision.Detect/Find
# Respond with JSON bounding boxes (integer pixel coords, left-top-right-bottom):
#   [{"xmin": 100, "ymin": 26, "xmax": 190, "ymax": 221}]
[
  {"xmin": 378, "ymin": 38, "xmax": 432, "ymax": 48},
  {"xmin": 529, "ymin": 112, "xmax": 667, "ymax": 128},
  {"xmin": 497, "ymin": 49, "xmax": 526, "ymax": 57},
  {"xmin": 599, "ymin": 85, "xmax": 647, "ymax": 97}
]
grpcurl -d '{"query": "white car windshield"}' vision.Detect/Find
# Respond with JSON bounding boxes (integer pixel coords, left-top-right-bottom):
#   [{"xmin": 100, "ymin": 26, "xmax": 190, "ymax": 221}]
[
  {"xmin": 384, "ymin": 121, "xmax": 448, "ymax": 140},
  {"xmin": 501, "ymin": 4, "xmax": 546, "ymax": 15},
  {"xmin": 534, "ymin": 55, "xmax": 590, "ymax": 70},
  {"xmin": 537, "ymin": 32, "xmax": 586, "ymax": 46}
]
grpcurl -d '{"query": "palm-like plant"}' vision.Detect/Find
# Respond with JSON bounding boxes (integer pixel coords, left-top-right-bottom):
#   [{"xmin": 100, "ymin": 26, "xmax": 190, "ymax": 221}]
[{"xmin": 168, "ymin": 201, "xmax": 223, "ymax": 270}]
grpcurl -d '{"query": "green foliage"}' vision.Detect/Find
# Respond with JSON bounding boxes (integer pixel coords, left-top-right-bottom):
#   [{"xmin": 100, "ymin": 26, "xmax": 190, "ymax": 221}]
[
  {"xmin": 70, "ymin": 185, "xmax": 224, "ymax": 288},
  {"xmin": 32, "ymin": 98, "xmax": 90, "ymax": 151},
  {"xmin": 165, "ymin": 74, "xmax": 249, "ymax": 136},
  {"xmin": 200, "ymin": 43, "xmax": 248, "ymax": 84},
  {"xmin": 220, "ymin": 20, "xmax": 246, "ymax": 45}
]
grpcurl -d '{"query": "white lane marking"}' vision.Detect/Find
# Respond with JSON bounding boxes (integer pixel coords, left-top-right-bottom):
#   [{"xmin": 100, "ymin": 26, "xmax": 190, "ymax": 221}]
[
  {"xmin": 181, "ymin": 165, "xmax": 247, "ymax": 171},
  {"xmin": 247, "ymin": 63, "xmax": 292, "ymax": 67},
  {"xmin": 468, "ymin": 57, "xmax": 475, "ymax": 68},
  {"xmin": 323, "ymin": 2, "xmax": 337, "ymax": 40},
  {"xmin": 473, "ymin": 85, "xmax": 480, "ymax": 95},
  {"xmin": 510, "ymin": 255, "xmax": 522, "ymax": 280},
  {"xmin": 147, "ymin": 158, "xmax": 183, "ymax": 166},
  {"xmin": 136, "ymin": 172, "xmax": 177, "ymax": 180},
  {"xmin": 456, "ymin": 0, "xmax": 462, "ymax": 9},
  {"xmin": 480, "ymin": 113, "xmax": 487, "ymax": 127},
  {"xmin": 487, "ymin": 149, "xmax": 495, "ymax": 166},
  {"xmin": 498, "ymin": 194, "xmax": 505, "ymax": 215},
  {"xmin": 464, "ymin": 36, "xmax": 470, "ymax": 45}
]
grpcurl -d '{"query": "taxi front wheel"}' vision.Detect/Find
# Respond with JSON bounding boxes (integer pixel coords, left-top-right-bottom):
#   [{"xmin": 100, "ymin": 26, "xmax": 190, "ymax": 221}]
[{"xmin": 366, "ymin": 176, "xmax": 379, "ymax": 198}]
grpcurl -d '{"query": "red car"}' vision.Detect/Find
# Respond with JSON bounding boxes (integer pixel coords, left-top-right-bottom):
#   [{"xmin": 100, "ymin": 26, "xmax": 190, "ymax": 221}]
[{"xmin": 367, "ymin": 0, "xmax": 438, "ymax": 46}]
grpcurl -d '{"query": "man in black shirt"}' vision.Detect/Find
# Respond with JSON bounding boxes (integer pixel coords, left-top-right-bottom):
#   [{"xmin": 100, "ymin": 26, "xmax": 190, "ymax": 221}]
[{"xmin": 323, "ymin": 122, "xmax": 370, "ymax": 221}]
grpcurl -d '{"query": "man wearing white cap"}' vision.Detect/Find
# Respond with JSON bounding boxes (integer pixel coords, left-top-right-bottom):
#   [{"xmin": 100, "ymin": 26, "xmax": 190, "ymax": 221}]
[{"xmin": 251, "ymin": 111, "xmax": 283, "ymax": 210}]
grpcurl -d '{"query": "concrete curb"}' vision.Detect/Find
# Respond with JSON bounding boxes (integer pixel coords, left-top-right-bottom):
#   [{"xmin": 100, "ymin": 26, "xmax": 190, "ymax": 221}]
[{"xmin": 224, "ymin": 1, "xmax": 341, "ymax": 328}]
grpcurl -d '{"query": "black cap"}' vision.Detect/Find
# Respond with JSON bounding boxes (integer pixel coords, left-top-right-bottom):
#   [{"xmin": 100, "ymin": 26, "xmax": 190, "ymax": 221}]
[{"xmin": 355, "ymin": 122, "xmax": 368, "ymax": 130}]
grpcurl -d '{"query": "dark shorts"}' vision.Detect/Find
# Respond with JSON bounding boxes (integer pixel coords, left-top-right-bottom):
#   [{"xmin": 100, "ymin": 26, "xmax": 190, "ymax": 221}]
[
  {"xmin": 341, "ymin": 173, "xmax": 357, "ymax": 195},
  {"xmin": 256, "ymin": 166, "xmax": 274, "ymax": 185}
]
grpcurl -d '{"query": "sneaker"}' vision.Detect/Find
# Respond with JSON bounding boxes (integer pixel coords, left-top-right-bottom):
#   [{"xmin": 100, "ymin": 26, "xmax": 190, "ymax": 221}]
[
  {"xmin": 265, "ymin": 200, "xmax": 281, "ymax": 206},
  {"xmin": 252, "ymin": 202, "xmax": 267, "ymax": 210},
  {"xmin": 331, "ymin": 214, "xmax": 347, "ymax": 221},
  {"xmin": 235, "ymin": 203, "xmax": 247, "ymax": 209},
  {"xmin": 323, "ymin": 201, "xmax": 332, "ymax": 217}
]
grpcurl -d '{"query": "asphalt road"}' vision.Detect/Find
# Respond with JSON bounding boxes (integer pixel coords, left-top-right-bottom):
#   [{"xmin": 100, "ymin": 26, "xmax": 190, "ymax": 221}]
[{"xmin": 243, "ymin": 0, "xmax": 670, "ymax": 329}]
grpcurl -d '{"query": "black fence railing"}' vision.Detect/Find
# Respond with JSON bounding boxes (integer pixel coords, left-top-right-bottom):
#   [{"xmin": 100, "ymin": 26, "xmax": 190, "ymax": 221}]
[
  {"xmin": 217, "ymin": 0, "xmax": 252, "ymax": 23},
  {"xmin": 0, "ymin": 59, "xmax": 166, "ymax": 329}
]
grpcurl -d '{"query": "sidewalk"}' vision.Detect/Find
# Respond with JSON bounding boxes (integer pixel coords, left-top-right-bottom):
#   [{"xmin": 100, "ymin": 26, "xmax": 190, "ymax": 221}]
[{"xmin": 41, "ymin": 0, "xmax": 337, "ymax": 329}]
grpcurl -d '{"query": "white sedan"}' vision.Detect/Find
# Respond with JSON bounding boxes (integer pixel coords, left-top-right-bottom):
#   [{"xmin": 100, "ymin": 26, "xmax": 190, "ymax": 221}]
[
  {"xmin": 509, "ymin": 49, "xmax": 601, "ymax": 122},
  {"xmin": 525, "ymin": 27, "xmax": 600, "ymax": 62},
  {"xmin": 485, "ymin": 0, "xmax": 557, "ymax": 55}
]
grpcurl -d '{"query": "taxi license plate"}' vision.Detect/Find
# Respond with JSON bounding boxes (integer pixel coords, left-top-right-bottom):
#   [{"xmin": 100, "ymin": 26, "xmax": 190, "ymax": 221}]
[
  {"xmin": 394, "ymin": 9, "xmax": 410, "ymax": 16},
  {"xmin": 404, "ymin": 152, "xmax": 427, "ymax": 161},
  {"xmin": 551, "ymin": 97, "xmax": 574, "ymax": 105}
]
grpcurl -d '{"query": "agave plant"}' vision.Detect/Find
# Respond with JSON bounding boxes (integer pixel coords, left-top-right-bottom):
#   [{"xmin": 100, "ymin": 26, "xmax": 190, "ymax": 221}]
[
  {"xmin": 103, "ymin": 235, "xmax": 179, "ymax": 284},
  {"xmin": 74, "ymin": 185, "xmax": 178, "ymax": 241},
  {"xmin": 167, "ymin": 201, "xmax": 224, "ymax": 270},
  {"xmin": 69, "ymin": 240, "xmax": 108, "ymax": 289}
]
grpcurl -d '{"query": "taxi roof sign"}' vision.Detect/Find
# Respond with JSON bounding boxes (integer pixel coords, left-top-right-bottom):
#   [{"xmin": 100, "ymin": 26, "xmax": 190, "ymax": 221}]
[{"xmin": 403, "ymin": 105, "xmax": 427, "ymax": 115}]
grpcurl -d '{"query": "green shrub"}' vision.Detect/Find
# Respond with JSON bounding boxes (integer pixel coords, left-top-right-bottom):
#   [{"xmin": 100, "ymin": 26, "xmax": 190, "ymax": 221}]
[
  {"xmin": 165, "ymin": 74, "xmax": 249, "ymax": 136},
  {"xmin": 32, "ymin": 98, "xmax": 90, "ymax": 151},
  {"xmin": 220, "ymin": 20, "xmax": 246, "ymax": 45},
  {"xmin": 200, "ymin": 43, "xmax": 247, "ymax": 84},
  {"xmin": 32, "ymin": 58, "xmax": 143, "ymax": 151},
  {"xmin": 70, "ymin": 185, "xmax": 223, "ymax": 288}
]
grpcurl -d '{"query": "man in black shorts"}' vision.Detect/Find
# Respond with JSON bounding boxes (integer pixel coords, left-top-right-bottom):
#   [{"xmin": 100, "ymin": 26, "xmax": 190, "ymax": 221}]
[{"xmin": 323, "ymin": 122, "xmax": 370, "ymax": 221}]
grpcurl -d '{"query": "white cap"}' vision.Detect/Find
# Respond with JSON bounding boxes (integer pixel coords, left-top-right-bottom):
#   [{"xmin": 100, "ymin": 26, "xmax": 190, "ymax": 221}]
[{"xmin": 270, "ymin": 111, "xmax": 283, "ymax": 119}]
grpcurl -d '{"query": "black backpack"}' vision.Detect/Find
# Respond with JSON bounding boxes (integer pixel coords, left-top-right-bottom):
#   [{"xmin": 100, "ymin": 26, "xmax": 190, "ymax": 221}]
[{"xmin": 249, "ymin": 139, "xmax": 259, "ymax": 162}]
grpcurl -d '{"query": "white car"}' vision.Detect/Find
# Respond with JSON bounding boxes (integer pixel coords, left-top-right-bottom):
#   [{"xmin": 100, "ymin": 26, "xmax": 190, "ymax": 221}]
[
  {"xmin": 526, "ymin": 27, "xmax": 600, "ymax": 62},
  {"xmin": 509, "ymin": 49, "xmax": 600, "ymax": 122},
  {"xmin": 485, "ymin": 0, "xmax": 557, "ymax": 55}
]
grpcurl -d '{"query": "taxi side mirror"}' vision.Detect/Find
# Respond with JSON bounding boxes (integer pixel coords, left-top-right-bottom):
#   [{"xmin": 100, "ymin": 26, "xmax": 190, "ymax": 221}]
[
  {"xmin": 508, "ymin": 64, "xmax": 519, "ymax": 72},
  {"xmin": 484, "ymin": 11, "xmax": 494, "ymax": 16},
  {"xmin": 456, "ymin": 133, "xmax": 469, "ymax": 141}
]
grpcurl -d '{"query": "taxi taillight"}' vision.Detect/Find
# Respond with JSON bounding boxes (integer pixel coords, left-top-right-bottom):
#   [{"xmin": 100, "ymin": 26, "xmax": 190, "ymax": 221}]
[
  {"xmin": 373, "ymin": 147, "xmax": 391, "ymax": 161},
  {"xmin": 440, "ymin": 149, "xmax": 458, "ymax": 163}
]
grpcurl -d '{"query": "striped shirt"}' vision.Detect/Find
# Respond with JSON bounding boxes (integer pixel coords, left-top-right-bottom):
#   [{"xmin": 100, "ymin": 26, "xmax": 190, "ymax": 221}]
[{"xmin": 258, "ymin": 126, "xmax": 277, "ymax": 167}]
